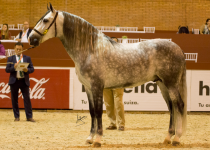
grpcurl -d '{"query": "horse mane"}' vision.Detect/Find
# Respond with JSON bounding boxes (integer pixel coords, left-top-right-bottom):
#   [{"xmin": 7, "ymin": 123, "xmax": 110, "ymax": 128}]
[
  {"xmin": 104, "ymin": 35, "xmax": 119, "ymax": 46},
  {"xmin": 62, "ymin": 11, "xmax": 99, "ymax": 54}
]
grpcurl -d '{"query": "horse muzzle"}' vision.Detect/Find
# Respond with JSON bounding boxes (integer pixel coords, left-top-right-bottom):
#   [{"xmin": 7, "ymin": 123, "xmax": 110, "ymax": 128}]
[{"xmin": 29, "ymin": 35, "xmax": 40, "ymax": 47}]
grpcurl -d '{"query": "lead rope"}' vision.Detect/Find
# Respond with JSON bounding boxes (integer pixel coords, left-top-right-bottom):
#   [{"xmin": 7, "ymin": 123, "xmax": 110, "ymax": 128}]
[{"xmin": 0, "ymin": 47, "xmax": 34, "ymax": 64}]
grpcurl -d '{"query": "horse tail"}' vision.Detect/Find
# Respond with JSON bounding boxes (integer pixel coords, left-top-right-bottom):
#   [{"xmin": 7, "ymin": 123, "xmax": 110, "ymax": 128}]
[{"xmin": 178, "ymin": 63, "xmax": 187, "ymax": 134}]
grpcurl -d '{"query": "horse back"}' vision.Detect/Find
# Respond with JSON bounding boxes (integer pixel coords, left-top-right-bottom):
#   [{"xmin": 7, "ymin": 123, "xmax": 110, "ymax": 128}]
[{"xmin": 102, "ymin": 39, "xmax": 185, "ymax": 89}]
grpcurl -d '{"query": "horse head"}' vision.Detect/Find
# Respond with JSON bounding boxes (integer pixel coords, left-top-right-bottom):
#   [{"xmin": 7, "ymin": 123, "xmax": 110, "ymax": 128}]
[{"xmin": 29, "ymin": 3, "xmax": 63, "ymax": 47}]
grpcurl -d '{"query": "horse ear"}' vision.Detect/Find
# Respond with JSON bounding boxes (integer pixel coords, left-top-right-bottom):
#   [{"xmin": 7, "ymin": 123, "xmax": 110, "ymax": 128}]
[
  {"xmin": 178, "ymin": 25, "xmax": 181, "ymax": 29},
  {"xmin": 49, "ymin": 2, "xmax": 55, "ymax": 13},
  {"xmin": 47, "ymin": 3, "xmax": 50, "ymax": 10},
  {"xmin": 186, "ymin": 26, "xmax": 188, "ymax": 29}
]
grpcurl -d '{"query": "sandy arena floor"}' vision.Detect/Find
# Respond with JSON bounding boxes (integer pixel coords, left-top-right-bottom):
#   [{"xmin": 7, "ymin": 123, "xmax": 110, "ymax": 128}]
[{"xmin": 0, "ymin": 109, "xmax": 209, "ymax": 150}]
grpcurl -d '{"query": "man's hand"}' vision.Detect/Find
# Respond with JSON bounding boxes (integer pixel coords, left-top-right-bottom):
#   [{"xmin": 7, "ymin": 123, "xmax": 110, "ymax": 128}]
[
  {"xmin": 23, "ymin": 68, "xmax": 28, "ymax": 72},
  {"xmin": 14, "ymin": 63, "xmax": 18, "ymax": 69}
]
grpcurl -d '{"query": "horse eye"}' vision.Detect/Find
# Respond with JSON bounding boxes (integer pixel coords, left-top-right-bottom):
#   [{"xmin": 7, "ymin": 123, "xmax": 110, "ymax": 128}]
[{"xmin": 43, "ymin": 19, "xmax": 49, "ymax": 23}]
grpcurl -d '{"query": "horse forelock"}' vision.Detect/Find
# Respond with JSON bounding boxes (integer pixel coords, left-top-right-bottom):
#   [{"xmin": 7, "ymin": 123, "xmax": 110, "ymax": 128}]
[{"xmin": 62, "ymin": 11, "xmax": 99, "ymax": 55}]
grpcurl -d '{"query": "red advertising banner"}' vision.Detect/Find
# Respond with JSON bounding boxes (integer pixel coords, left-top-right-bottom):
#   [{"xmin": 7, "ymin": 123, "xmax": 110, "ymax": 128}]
[{"xmin": 0, "ymin": 68, "xmax": 70, "ymax": 109}]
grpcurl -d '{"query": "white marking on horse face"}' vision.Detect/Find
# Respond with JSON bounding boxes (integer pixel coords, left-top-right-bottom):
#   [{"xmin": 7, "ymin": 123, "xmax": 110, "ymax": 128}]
[
  {"xmin": 34, "ymin": 12, "xmax": 53, "ymax": 34},
  {"xmin": 32, "ymin": 11, "xmax": 64, "ymax": 44},
  {"xmin": 29, "ymin": 11, "xmax": 54, "ymax": 45},
  {"xmin": 40, "ymin": 12, "xmax": 56, "ymax": 42}
]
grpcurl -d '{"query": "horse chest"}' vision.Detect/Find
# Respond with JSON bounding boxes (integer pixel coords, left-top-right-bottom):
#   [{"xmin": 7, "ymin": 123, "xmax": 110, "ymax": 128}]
[{"xmin": 75, "ymin": 66, "xmax": 92, "ymax": 88}]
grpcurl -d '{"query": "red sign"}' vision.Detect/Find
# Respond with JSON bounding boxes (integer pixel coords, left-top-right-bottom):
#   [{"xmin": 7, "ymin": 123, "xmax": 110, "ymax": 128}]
[{"xmin": 0, "ymin": 68, "xmax": 70, "ymax": 109}]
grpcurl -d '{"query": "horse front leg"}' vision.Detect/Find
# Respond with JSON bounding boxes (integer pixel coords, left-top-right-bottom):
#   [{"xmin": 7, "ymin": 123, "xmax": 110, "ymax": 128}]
[
  {"xmin": 84, "ymin": 87, "xmax": 96, "ymax": 144},
  {"xmin": 91, "ymin": 80, "xmax": 104, "ymax": 147},
  {"xmin": 86, "ymin": 115, "xmax": 97, "ymax": 144},
  {"xmin": 92, "ymin": 88, "xmax": 103, "ymax": 147},
  {"xmin": 84, "ymin": 83, "xmax": 104, "ymax": 147}
]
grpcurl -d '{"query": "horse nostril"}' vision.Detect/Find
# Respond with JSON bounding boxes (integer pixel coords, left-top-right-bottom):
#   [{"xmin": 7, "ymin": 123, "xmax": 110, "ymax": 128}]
[
  {"xmin": 32, "ymin": 38, "xmax": 39, "ymax": 47},
  {"xmin": 29, "ymin": 37, "xmax": 39, "ymax": 46},
  {"xmin": 33, "ymin": 38, "xmax": 38, "ymax": 43}
]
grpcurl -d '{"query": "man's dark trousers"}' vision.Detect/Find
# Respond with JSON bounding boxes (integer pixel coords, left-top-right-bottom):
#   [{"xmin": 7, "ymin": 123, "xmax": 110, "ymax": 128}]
[{"xmin": 10, "ymin": 79, "xmax": 32, "ymax": 119}]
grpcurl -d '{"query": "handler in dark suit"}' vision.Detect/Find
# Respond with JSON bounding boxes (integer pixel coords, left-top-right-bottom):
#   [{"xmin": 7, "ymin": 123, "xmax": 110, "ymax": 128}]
[{"xmin": 5, "ymin": 42, "xmax": 35, "ymax": 122}]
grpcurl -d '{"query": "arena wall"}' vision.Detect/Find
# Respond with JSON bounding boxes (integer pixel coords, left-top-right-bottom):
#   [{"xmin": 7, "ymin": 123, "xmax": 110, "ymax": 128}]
[
  {"xmin": 0, "ymin": 67, "xmax": 210, "ymax": 111},
  {"xmin": 1, "ymin": 0, "xmax": 210, "ymax": 31}
]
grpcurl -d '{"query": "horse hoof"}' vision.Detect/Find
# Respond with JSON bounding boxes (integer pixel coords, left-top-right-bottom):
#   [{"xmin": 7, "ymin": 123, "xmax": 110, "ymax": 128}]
[
  {"xmin": 93, "ymin": 142, "xmax": 101, "ymax": 147},
  {"xmin": 172, "ymin": 141, "xmax": 180, "ymax": 146},
  {"xmin": 163, "ymin": 139, "xmax": 171, "ymax": 145},
  {"xmin": 85, "ymin": 139, "xmax": 93, "ymax": 144}
]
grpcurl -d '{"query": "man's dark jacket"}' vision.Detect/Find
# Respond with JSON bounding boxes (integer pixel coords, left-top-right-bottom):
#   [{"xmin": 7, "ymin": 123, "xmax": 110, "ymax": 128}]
[{"xmin": 5, "ymin": 55, "xmax": 34, "ymax": 86}]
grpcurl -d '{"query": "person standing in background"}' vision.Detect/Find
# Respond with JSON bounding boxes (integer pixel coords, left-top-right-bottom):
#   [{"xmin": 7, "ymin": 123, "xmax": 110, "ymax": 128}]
[
  {"xmin": 0, "ymin": 24, "xmax": 11, "ymax": 40},
  {"xmin": 15, "ymin": 21, "xmax": 32, "ymax": 42},
  {"xmin": 103, "ymin": 37, "xmax": 125, "ymax": 131}
]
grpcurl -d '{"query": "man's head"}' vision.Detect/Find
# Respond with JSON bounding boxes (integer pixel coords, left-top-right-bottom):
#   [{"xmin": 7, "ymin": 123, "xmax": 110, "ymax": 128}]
[
  {"xmin": 23, "ymin": 21, "xmax": 29, "ymax": 30},
  {"xmin": 111, "ymin": 37, "xmax": 118, "ymax": 42},
  {"xmin": 15, "ymin": 42, "xmax": 23, "ymax": 55}
]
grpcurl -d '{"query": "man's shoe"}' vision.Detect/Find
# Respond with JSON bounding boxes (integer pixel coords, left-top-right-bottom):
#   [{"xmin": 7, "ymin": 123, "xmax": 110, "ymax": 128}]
[
  {"xmin": 27, "ymin": 118, "xmax": 35, "ymax": 122},
  {"xmin": 106, "ymin": 126, "xmax": 117, "ymax": 130},
  {"xmin": 14, "ymin": 118, "xmax": 20, "ymax": 121},
  {"xmin": 118, "ymin": 126, "xmax": 124, "ymax": 131}
]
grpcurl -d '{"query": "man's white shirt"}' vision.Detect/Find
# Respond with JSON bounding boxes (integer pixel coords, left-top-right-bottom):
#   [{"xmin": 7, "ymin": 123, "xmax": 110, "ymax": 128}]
[{"xmin": 14, "ymin": 29, "xmax": 29, "ymax": 43}]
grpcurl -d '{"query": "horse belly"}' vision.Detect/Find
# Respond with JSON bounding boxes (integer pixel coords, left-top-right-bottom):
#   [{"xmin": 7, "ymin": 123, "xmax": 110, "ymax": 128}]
[
  {"xmin": 104, "ymin": 65, "xmax": 156, "ymax": 89},
  {"xmin": 103, "ymin": 47, "xmax": 157, "ymax": 89}
]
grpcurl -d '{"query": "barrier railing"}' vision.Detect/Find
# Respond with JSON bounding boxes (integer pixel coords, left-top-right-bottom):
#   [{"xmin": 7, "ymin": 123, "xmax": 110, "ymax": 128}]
[
  {"xmin": 118, "ymin": 38, "xmax": 140, "ymax": 43},
  {"xmin": 5, "ymin": 49, "xmax": 15, "ymax": 57},
  {"xmin": 95, "ymin": 26, "xmax": 138, "ymax": 32},
  {"xmin": 144, "ymin": 27, "xmax": 155, "ymax": 33},
  {"xmin": 140, "ymin": 38, "xmax": 172, "ymax": 42},
  {"xmin": 185, "ymin": 53, "xmax": 198, "ymax": 63},
  {"xmin": 8, "ymin": 24, "xmax": 15, "ymax": 29}
]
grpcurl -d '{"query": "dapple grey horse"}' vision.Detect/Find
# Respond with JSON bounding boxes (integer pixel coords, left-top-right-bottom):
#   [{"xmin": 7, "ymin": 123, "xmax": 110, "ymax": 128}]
[{"xmin": 29, "ymin": 3, "xmax": 187, "ymax": 147}]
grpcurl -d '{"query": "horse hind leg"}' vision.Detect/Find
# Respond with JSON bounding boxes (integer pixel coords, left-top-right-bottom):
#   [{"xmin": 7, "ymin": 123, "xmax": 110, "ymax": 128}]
[
  {"xmin": 156, "ymin": 81, "xmax": 175, "ymax": 145},
  {"xmin": 167, "ymin": 86, "xmax": 185, "ymax": 146}
]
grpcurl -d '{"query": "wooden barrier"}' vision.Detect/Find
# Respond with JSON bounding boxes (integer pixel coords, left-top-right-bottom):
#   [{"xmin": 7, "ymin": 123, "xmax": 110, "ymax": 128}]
[{"xmin": 1, "ymin": 33, "xmax": 210, "ymax": 70}]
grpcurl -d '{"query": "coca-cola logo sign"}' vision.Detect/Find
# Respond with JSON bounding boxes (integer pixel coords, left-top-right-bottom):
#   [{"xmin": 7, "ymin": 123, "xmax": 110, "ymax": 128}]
[
  {"xmin": 0, "ymin": 82, "xmax": 10, "ymax": 99},
  {"xmin": 0, "ymin": 68, "xmax": 70, "ymax": 109},
  {"xmin": 29, "ymin": 78, "xmax": 49, "ymax": 99},
  {"xmin": 0, "ymin": 78, "xmax": 50, "ymax": 100}
]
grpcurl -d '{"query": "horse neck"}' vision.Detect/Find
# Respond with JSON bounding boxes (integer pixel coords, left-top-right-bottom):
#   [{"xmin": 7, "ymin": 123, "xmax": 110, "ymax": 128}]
[{"xmin": 59, "ymin": 12, "xmax": 101, "ymax": 67}]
